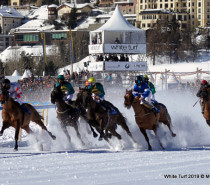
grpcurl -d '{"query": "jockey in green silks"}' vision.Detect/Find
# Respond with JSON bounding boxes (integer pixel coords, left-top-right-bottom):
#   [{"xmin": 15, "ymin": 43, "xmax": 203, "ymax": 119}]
[
  {"xmin": 87, "ymin": 77, "xmax": 118, "ymax": 115},
  {"xmin": 87, "ymin": 77, "xmax": 105, "ymax": 100},
  {"xmin": 143, "ymin": 75, "xmax": 157, "ymax": 104},
  {"xmin": 56, "ymin": 75, "xmax": 75, "ymax": 104}
]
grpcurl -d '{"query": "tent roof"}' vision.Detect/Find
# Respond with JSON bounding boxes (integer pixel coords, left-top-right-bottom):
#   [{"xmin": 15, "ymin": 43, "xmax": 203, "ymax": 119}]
[
  {"xmin": 12, "ymin": 70, "xmax": 21, "ymax": 76},
  {"xmin": 92, "ymin": 5, "xmax": 142, "ymax": 32},
  {"xmin": 21, "ymin": 70, "xmax": 30, "ymax": 79}
]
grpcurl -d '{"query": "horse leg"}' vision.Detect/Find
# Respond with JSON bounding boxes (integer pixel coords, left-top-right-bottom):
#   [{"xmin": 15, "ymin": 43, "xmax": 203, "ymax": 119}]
[
  {"xmin": 117, "ymin": 120, "xmax": 137, "ymax": 143},
  {"xmin": 87, "ymin": 120, "xmax": 98, "ymax": 138},
  {"xmin": 73, "ymin": 121, "xmax": 85, "ymax": 146},
  {"xmin": 162, "ymin": 120, "xmax": 176, "ymax": 137},
  {"xmin": 34, "ymin": 120, "xmax": 56, "ymax": 140},
  {"xmin": 89, "ymin": 124, "xmax": 98, "ymax": 138},
  {"xmin": 108, "ymin": 126, "xmax": 121, "ymax": 140},
  {"xmin": 153, "ymin": 125, "xmax": 164, "ymax": 150},
  {"xmin": 206, "ymin": 120, "xmax": 210, "ymax": 126},
  {"xmin": 0, "ymin": 121, "xmax": 10, "ymax": 136},
  {"xmin": 61, "ymin": 124, "xmax": 71, "ymax": 143},
  {"xmin": 14, "ymin": 121, "xmax": 21, "ymax": 151},
  {"xmin": 139, "ymin": 128, "xmax": 152, "ymax": 150}
]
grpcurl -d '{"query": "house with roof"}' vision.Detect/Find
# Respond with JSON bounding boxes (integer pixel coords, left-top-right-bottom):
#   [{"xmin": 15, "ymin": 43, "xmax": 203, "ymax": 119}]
[
  {"xmin": 0, "ymin": 6, "xmax": 24, "ymax": 34},
  {"xmin": 57, "ymin": 3, "xmax": 93, "ymax": 19},
  {"xmin": 10, "ymin": 0, "xmax": 42, "ymax": 7}
]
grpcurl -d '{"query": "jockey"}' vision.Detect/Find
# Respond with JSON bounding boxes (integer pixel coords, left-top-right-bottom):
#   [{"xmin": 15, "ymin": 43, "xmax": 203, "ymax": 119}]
[
  {"xmin": 196, "ymin": 80, "xmax": 210, "ymax": 114},
  {"xmin": 2, "ymin": 78, "xmax": 30, "ymax": 114},
  {"xmin": 56, "ymin": 75, "xmax": 75, "ymax": 105},
  {"xmin": 133, "ymin": 75, "xmax": 160, "ymax": 115},
  {"xmin": 143, "ymin": 75, "xmax": 158, "ymax": 104},
  {"xmin": 87, "ymin": 77, "xmax": 105, "ymax": 100},
  {"xmin": 87, "ymin": 77, "xmax": 116, "ymax": 114}
]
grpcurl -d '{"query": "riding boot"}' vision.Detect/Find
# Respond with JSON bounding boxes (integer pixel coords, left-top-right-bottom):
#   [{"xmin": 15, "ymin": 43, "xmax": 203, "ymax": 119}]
[{"xmin": 151, "ymin": 106, "xmax": 160, "ymax": 116}]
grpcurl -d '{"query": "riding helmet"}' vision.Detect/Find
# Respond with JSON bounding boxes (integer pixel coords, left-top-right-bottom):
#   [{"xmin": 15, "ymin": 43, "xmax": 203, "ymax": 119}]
[
  {"xmin": 88, "ymin": 77, "xmax": 96, "ymax": 83},
  {"xmin": 57, "ymin": 75, "xmax": 65, "ymax": 80},
  {"xmin": 135, "ymin": 75, "xmax": 143, "ymax": 84},
  {"xmin": 201, "ymin": 80, "xmax": 208, "ymax": 85}
]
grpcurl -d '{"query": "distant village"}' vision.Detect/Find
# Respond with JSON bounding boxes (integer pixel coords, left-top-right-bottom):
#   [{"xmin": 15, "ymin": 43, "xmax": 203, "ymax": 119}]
[{"xmin": 0, "ymin": 0, "xmax": 209, "ymax": 77}]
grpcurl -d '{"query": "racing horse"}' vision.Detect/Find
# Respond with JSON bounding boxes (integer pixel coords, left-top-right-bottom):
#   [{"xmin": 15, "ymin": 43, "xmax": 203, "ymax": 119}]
[
  {"xmin": 0, "ymin": 88, "xmax": 56, "ymax": 151},
  {"xmin": 50, "ymin": 85, "xmax": 85, "ymax": 146},
  {"xmin": 124, "ymin": 89, "xmax": 176, "ymax": 150},
  {"xmin": 75, "ymin": 88, "xmax": 137, "ymax": 144},
  {"xmin": 202, "ymin": 87, "xmax": 210, "ymax": 126}
]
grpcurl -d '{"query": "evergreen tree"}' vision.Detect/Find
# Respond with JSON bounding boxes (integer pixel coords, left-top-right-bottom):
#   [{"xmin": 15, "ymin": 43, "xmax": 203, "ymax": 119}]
[{"xmin": 67, "ymin": 6, "xmax": 77, "ymax": 29}]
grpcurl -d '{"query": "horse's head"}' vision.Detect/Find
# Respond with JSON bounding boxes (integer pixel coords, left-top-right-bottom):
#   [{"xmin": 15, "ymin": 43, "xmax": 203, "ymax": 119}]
[
  {"xmin": 124, "ymin": 89, "xmax": 134, "ymax": 109},
  {"xmin": 0, "ymin": 87, "xmax": 9, "ymax": 104},
  {"xmin": 51, "ymin": 85, "xmax": 63, "ymax": 104},
  {"xmin": 75, "ymin": 87, "xmax": 92, "ymax": 108}
]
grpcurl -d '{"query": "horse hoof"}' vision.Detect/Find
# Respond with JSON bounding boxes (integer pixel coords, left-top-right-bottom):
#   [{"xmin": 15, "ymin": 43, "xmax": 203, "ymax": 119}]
[
  {"xmin": 98, "ymin": 137, "xmax": 103, "ymax": 141},
  {"xmin": 14, "ymin": 148, "xmax": 18, "ymax": 152},
  {"xmin": 52, "ymin": 135, "xmax": 56, "ymax": 140},
  {"xmin": 93, "ymin": 133, "xmax": 98, "ymax": 138},
  {"xmin": 172, "ymin": 133, "xmax": 176, "ymax": 137}
]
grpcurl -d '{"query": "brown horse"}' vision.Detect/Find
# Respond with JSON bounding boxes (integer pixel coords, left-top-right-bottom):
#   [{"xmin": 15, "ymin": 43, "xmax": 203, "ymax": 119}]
[
  {"xmin": 0, "ymin": 88, "xmax": 56, "ymax": 151},
  {"xmin": 50, "ymin": 85, "xmax": 85, "ymax": 146},
  {"xmin": 124, "ymin": 89, "xmax": 176, "ymax": 150},
  {"xmin": 75, "ymin": 88, "xmax": 137, "ymax": 144},
  {"xmin": 202, "ymin": 87, "xmax": 210, "ymax": 126}
]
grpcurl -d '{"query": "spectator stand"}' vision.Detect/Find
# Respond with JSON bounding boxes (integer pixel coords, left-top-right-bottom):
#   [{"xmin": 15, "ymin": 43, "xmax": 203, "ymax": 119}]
[{"xmin": 87, "ymin": 5, "xmax": 147, "ymax": 88}]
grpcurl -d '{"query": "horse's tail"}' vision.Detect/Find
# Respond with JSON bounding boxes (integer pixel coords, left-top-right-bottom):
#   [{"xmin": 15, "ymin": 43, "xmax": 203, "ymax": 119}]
[{"xmin": 158, "ymin": 103, "xmax": 172, "ymax": 125}]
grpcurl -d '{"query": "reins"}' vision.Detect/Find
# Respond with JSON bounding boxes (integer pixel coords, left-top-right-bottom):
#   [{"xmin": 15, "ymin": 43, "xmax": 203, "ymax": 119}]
[{"xmin": 56, "ymin": 109, "xmax": 71, "ymax": 114}]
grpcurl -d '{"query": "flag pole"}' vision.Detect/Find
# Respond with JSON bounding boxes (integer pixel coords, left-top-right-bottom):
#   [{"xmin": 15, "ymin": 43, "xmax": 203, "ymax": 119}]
[{"xmin": 69, "ymin": 29, "xmax": 74, "ymax": 74}]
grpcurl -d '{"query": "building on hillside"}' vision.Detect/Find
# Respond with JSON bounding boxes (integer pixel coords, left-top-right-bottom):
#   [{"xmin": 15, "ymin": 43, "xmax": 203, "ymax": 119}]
[
  {"xmin": 57, "ymin": 3, "xmax": 93, "ymax": 19},
  {"xmin": 95, "ymin": 13, "xmax": 136, "ymax": 26},
  {"xmin": 48, "ymin": 4, "xmax": 58, "ymax": 20},
  {"xmin": 0, "ymin": 6, "xmax": 24, "ymax": 34},
  {"xmin": 0, "ymin": 1, "xmax": 9, "ymax": 6},
  {"xmin": 114, "ymin": 0, "xmax": 137, "ymax": 14},
  {"xmin": 13, "ymin": 30, "xmax": 87, "ymax": 46},
  {"xmin": 0, "ymin": 34, "xmax": 14, "ymax": 53},
  {"xmin": 99, "ymin": 0, "xmax": 114, "ymax": 7},
  {"xmin": 136, "ymin": 0, "xmax": 210, "ymax": 30},
  {"xmin": 10, "ymin": 0, "xmax": 42, "ymax": 7}
]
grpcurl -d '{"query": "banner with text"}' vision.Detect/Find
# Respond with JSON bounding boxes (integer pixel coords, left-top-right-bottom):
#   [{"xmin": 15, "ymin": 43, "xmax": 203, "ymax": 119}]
[
  {"xmin": 104, "ymin": 44, "xmax": 146, "ymax": 54},
  {"xmin": 89, "ymin": 44, "xmax": 103, "ymax": 54},
  {"xmin": 104, "ymin": 62, "xmax": 147, "ymax": 71},
  {"xmin": 88, "ymin": 62, "xmax": 104, "ymax": 71}
]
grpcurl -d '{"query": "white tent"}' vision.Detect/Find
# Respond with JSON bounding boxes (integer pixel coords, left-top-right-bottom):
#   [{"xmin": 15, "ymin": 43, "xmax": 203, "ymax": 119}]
[
  {"xmin": 89, "ymin": 5, "xmax": 146, "ymax": 48},
  {"xmin": 21, "ymin": 70, "xmax": 30, "ymax": 79},
  {"xmin": 12, "ymin": 70, "xmax": 21, "ymax": 76}
]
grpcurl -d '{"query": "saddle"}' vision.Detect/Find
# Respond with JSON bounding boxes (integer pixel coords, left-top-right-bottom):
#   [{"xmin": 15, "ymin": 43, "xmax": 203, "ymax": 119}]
[{"xmin": 99, "ymin": 100, "xmax": 118, "ymax": 115}]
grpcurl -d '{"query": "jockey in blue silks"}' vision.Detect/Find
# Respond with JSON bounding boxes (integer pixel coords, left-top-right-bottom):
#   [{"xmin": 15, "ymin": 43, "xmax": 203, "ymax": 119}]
[{"xmin": 133, "ymin": 75, "xmax": 160, "ymax": 115}]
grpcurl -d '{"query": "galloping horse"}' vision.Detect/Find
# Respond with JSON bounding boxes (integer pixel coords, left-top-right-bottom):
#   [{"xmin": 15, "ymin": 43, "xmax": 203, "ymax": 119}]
[
  {"xmin": 50, "ymin": 85, "xmax": 85, "ymax": 145},
  {"xmin": 124, "ymin": 89, "xmax": 176, "ymax": 150},
  {"xmin": 0, "ymin": 88, "xmax": 56, "ymax": 151},
  {"xmin": 75, "ymin": 88, "xmax": 136, "ymax": 144},
  {"xmin": 202, "ymin": 87, "xmax": 210, "ymax": 126}
]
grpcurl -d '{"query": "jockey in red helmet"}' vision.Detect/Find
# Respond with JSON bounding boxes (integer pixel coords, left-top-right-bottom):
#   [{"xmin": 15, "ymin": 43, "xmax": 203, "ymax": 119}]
[
  {"xmin": 201, "ymin": 80, "xmax": 208, "ymax": 85},
  {"xmin": 196, "ymin": 80, "xmax": 210, "ymax": 114}
]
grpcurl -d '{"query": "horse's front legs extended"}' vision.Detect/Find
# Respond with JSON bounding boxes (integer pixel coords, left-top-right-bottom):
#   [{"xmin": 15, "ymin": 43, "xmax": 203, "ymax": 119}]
[{"xmin": 140, "ymin": 128, "xmax": 152, "ymax": 150}]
